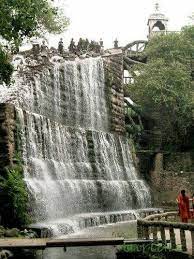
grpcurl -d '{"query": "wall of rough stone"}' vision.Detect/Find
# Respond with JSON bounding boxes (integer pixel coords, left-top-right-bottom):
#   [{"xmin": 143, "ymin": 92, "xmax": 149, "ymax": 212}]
[
  {"xmin": 0, "ymin": 54, "xmax": 127, "ymax": 227},
  {"xmin": 0, "ymin": 104, "xmax": 16, "ymax": 175},
  {"xmin": 149, "ymin": 152, "xmax": 194, "ymax": 207},
  {"xmin": 103, "ymin": 53, "xmax": 125, "ymax": 135},
  {"xmin": 0, "ymin": 55, "xmax": 125, "ymax": 173}
]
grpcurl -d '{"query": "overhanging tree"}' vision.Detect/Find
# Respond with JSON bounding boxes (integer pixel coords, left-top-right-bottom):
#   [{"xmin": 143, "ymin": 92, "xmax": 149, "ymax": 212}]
[
  {"xmin": 0, "ymin": 0, "xmax": 69, "ymax": 84},
  {"xmin": 128, "ymin": 26, "xmax": 194, "ymax": 150}
]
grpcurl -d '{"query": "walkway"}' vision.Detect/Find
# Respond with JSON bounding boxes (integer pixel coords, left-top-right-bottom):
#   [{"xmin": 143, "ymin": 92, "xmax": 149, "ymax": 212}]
[
  {"xmin": 138, "ymin": 211, "xmax": 194, "ymax": 256},
  {"xmin": 0, "ymin": 237, "xmax": 153, "ymax": 250}
]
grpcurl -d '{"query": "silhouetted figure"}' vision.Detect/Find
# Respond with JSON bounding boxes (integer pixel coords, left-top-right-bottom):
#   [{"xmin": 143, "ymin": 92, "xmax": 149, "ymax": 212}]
[
  {"xmin": 114, "ymin": 38, "xmax": 119, "ymax": 48},
  {"xmin": 84, "ymin": 38, "xmax": 90, "ymax": 51},
  {"xmin": 58, "ymin": 38, "xmax": 64, "ymax": 55},
  {"xmin": 77, "ymin": 38, "xmax": 84, "ymax": 52},
  {"xmin": 99, "ymin": 38, "xmax": 104, "ymax": 48},
  {"xmin": 41, "ymin": 40, "xmax": 48, "ymax": 53},
  {"xmin": 68, "ymin": 38, "xmax": 76, "ymax": 53},
  {"xmin": 89, "ymin": 40, "xmax": 101, "ymax": 53},
  {"xmin": 32, "ymin": 40, "xmax": 40, "ymax": 57}
]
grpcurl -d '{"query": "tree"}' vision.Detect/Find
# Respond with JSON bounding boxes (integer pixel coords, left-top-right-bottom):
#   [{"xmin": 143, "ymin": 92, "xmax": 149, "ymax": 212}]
[
  {"xmin": 145, "ymin": 28, "xmax": 194, "ymax": 65},
  {"xmin": 0, "ymin": 0, "xmax": 69, "ymax": 84},
  {"xmin": 128, "ymin": 27, "xmax": 194, "ymax": 150}
]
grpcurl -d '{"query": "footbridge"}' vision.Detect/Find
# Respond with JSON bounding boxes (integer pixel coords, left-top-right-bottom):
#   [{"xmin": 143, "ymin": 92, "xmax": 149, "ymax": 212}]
[
  {"xmin": 137, "ymin": 211, "xmax": 194, "ymax": 256},
  {"xmin": 1, "ymin": 210, "xmax": 193, "ymax": 257},
  {"xmin": 123, "ymin": 40, "xmax": 147, "ymax": 58},
  {"xmin": 122, "ymin": 40, "xmax": 147, "ymax": 71},
  {"xmin": 0, "ymin": 237, "xmax": 154, "ymax": 250},
  {"xmin": 120, "ymin": 40, "xmax": 148, "ymax": 85}
]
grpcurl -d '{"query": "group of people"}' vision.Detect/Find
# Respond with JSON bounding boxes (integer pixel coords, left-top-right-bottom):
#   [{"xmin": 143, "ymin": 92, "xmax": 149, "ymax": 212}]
[{"xmin": 177, "ymin": 190, "xmax": 193, "ymax": 223}]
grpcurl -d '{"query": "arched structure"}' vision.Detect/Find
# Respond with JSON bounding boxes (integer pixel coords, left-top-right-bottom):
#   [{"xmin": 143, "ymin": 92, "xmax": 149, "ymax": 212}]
[
  {"xmin": 123, "ymin": 40, "xmax": 147, "ymax": 56},
  {"xmin": 147, "ymin": 2, "xmax": 168, "ymax": 39},
  {"xmin": 122, "ymin": 40, "xmax": 147, "ymax": 73}
]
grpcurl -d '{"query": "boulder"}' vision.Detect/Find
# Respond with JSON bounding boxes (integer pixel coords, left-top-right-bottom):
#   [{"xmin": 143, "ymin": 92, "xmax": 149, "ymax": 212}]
[
  {"xmin": 4, "ymin": 228, "xmax": 20, "ymax": 237},
  {"xmin": 0, "ymin": 226, "xmax": 5, "ymax": 237}
]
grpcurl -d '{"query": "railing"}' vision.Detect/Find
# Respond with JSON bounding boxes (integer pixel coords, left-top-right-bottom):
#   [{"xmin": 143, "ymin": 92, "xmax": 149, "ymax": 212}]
[
  {"xmin": 123, "ymin": 76, "xmax": 133, "ymax": 84},
  {"xmin": 137, "ymin": 211, "xmax": 194, "ymax": 255}
]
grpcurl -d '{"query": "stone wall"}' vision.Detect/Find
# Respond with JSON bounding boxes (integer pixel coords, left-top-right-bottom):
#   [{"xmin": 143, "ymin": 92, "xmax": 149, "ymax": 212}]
[
  {"xmin": 103, "ymin": 53, "xmax": 125, "ymax": 135},
  {"xmin": 149, "ymin": 152, "xmax": 194, "ymax": 207},
  {"xmin": 0, "ymin": 55, "xmax": 126, "ymax": 170},
  {"xmin": 0, "ymin": 104, "xmax": 16, "ymax": 175}
]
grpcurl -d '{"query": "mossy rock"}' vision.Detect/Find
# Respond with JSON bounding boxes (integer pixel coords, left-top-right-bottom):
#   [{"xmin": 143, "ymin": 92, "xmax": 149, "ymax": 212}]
[
  {"xmin": 0, "ymin": 226, "xmax": 5, "ymax": 237},
  {"xmin": 5, "ymin": 228, "xmax": 20, "ymax": 237}
]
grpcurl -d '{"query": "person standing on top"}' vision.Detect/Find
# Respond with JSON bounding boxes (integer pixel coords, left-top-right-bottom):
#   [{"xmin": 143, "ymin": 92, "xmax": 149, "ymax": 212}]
[{"xmin": 177, "ymin": 190, "xmax": 190, "ymax": 223}]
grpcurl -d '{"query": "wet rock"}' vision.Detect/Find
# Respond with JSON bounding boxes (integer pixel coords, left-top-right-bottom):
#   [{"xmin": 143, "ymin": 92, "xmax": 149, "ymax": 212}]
[{"xmin": 0, "ymin": 250, "xmax": 13, "ymax": 259}]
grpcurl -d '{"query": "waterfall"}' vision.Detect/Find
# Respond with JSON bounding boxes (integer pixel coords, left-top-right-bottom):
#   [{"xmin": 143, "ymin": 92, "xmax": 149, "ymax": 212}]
[{"xmin": 1, "ymin": 57, "xmax": 151, "ymax": 236}]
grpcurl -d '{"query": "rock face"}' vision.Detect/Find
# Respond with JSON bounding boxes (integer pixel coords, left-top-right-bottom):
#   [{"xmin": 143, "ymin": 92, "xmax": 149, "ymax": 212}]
[
  {"xmin": 104, "ymin": 53, "xmax": 125, "ymax": 134},
  {"xmin": 0, "ymin": 53, "xmax": 151, "ymax": 232}
]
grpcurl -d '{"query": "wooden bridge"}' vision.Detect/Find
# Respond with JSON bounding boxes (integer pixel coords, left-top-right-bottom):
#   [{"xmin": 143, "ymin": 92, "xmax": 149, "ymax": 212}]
[
  {"xmin": 137, "ymin": 211, "xmax": 194, "ymax": 256},
  {"xmin": 0, "ymin": 237, "xmax": 153, "ymax": 250}
]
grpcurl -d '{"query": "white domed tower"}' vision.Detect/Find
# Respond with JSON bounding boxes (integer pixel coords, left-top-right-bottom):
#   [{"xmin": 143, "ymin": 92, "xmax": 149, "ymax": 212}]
[{"xmin": 148, "ymin": 2, "xmax": 168, "ymax": 39}]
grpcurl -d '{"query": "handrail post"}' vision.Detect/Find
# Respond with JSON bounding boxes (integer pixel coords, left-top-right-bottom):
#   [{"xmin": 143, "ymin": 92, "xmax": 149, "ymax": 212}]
[
  {"xmin": 137, "ymin": 221, "xmax": 143, "ymax": 239},
  {"xmin": 169, "ymin": 226, "xmax": 176, "ymax": 249},
  {"xmin": 138, "ymin": 211, "xmax": 194, "ymax": 255},
  {"xmin": 180, "ymin": 229, "xmax": 187, "ymax": 252},
  {"xmin": 153, "ymin": 226, "xmax": 158, "ymax": 243},
  {"xmin": 191, "ymin": 230, "xmax": 194, "ymax": 255},
  {"xmin": 144, "ymin": 225, "xmax": 150, "ymax": 240},
  {"xmin": 160, "ymin": 226, "xmax": 166, "ymax": 245}
]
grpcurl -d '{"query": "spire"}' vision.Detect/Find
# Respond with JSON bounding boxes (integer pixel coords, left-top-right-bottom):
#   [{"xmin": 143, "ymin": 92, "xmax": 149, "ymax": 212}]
[
  {"xmin": 155, "ymin": 1, "xmax": 160, "ymax": 12},
  {"xmin": 114, "ymin": 38, "xmax": 119, "ymax": 48},
  {"xmin": 148, "ymin": 1, "xmax": 168, "ymax": 39}
]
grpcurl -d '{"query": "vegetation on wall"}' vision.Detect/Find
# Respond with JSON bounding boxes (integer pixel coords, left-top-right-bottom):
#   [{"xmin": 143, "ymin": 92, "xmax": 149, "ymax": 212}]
[
  {"xmin": 0, "ymin": 0, "xmax": 69, "ymax": 84},
  {"xmin": 0, "ymin": 155, "xmax": 30, "ymax": 227},
  {"xmin": 117, "ymin": 243, "xmax": 189, "ymax": 259},
  {"xmin": 127, "ymin": 26, "xmax": 194, "ymax": 151},
  {"xmin": 0, "ymin": 47, "xmax": 14, "ymax": 85}
]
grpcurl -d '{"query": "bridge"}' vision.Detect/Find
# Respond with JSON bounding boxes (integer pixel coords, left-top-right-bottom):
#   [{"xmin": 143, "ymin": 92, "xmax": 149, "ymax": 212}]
[
  {"xmin": 0, "ymin": 210, "xmax": 193, "ymax": 258},
  {"xmin": 0, "ymin": 237, "xmax": 155, "ymax": 250},
  {"xmin": 137, "ymin": 211, "xmax": 194, "ymax": 256},
  {"xmin": 123, "ymin": 40, "xmax": 147, "ymax": 57},
  {"xmin": 121, "ymin": 40, "xmax": 148, "ymax": 87}
]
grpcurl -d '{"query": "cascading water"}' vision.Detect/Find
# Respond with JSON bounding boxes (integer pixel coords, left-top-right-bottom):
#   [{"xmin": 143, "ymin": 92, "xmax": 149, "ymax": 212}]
[{"xmin": 0, "ymin": 56, "xmax": 151, "ymax": 236}]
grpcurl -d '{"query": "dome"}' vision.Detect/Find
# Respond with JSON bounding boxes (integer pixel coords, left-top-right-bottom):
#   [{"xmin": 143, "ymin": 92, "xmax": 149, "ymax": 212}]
[
  {"xmin": 148, "ymin": 12, "xmax": 168, "ymax": 21},
  {"xmin": 148, "ymin": 3, "xmax": 168, "ymax": 22}
]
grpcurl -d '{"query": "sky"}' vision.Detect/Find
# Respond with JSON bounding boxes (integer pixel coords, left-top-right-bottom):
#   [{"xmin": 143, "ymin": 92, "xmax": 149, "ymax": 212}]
[{"xmin": 51, "ymin": 0, "xmax": 194, "ymax": 49}]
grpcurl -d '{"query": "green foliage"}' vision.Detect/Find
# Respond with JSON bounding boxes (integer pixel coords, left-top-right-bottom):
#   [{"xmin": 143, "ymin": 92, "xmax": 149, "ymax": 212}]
[
  {"xmin": 0, "ymin": 0, "xmax": 69, "ymax": 84},
  {"xmin": 0, "ymin": 164, "xmax": 30, "ymax": 227},
  {"xmin": 118, "ymin": 243, "xmax": 188, "ymax": 259},
  {"xmin": 145, "ymin": 31, "xmax": 194, "ymax": 65},
  {"xmin": 0, "ymin": 46, "xmax": 14, "ymax": 85},
  {"xmin": 118, "ymin": 243, "xmax": 166, "ymax": 259},
  {"xmin": 128, "ymin": 27, "xmax": 194, "ymax": 150},
  {"xmin": 0, "ymin": 0, "xmax": 69, "ymax": 48}
]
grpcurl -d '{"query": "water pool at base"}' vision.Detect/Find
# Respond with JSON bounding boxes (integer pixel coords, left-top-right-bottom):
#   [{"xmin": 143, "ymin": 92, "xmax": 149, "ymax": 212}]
[{"xmin": 36, "ymin": 221, "xmax": 137, "ymax": 259}]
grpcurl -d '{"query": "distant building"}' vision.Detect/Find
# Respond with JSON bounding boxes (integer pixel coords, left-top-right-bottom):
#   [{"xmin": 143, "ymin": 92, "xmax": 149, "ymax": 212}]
[{"xmin": 147, "ymin": 2, "xmax": 169, "ymax": 39}]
